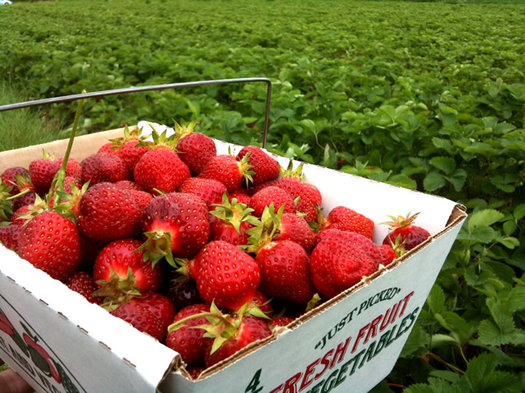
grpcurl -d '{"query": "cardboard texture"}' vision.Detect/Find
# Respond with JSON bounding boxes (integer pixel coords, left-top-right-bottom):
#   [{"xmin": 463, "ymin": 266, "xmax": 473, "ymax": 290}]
[{"xmin": 0, "ymin": 127, "xmax": 467, "ymax": 393}]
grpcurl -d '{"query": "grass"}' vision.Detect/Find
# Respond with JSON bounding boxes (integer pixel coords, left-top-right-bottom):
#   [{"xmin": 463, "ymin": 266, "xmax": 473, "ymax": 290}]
[{"xmin": 0, "ymin": 81, "xmax": 65, "ymax": 151}]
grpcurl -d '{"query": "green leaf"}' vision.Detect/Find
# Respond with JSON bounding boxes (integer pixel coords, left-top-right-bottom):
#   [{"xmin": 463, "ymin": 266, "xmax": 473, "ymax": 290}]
[
  {"xmin": 434, "ymin": 311, "xmax": 473, "ymax": 345},
  {"xmin": 445, "ymin": 169, "xmax": 467, "ymax": 192},
  {"xmin": 386, "ymin": 174, "xmax": 417, "ymax": 189},
  {"xmin": 424, "ymin": 171, "xmax": 446, "ymax": 192},
  {"xmin": 508, "ymin": 285, "xmax": 525, "ymax": 313},
  {"xmin": 426, "ymin": 284, "xmax": 445, "ymax": 314},
  {"xmin": 513, "ymin": 204, "xmax": 525, "ymax": 220},
  {"xmin": 429, "ymin": 156, "xmax": 456, "ymax": 175},
  {"xmin": 468, "ymin": 209, "xmax": 505, "ymax": 232}
]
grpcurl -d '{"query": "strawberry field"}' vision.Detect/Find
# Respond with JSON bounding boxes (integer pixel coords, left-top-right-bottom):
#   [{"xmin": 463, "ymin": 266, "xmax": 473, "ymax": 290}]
[{"xmin": 1, "ymin": 0, "xmax": 524, "ymax": 392}]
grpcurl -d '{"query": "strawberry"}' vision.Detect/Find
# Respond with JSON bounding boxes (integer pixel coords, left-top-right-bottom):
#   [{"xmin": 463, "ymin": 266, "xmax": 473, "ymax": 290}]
[
  {"xmin": 114, "ymin": 180, "xmax": 144, "ymax": 191},
  {"xmin": 126, "ymin": 189, "xmax": 153, "ymax": 211},
  {"xmin": 175, "ymin": 122, "xmax": 217, "ymax": 176},
  {"xmin": 66, "ymin": 271, "xmax": 101, "ymax": 304},
  {"xmin": 199, "ymin": 154, "xmax": 253, "ymax": 193},
  {"xmin": 178, "ymin": 177, "xmax": 227, "ymax": 208},
  {"xmin": 310, "ymin": 232, "xmax": 379, "ymax": 299},
  {"xmin": 321, "ymin": 205, "xmax": 374, "ymax": 239},
  {"xmin": 377, "ymin": 244, "xmax": 397, "ymax": 266},
  {"xmin": 236, "ymin": 146, "xmax": 280, "ymax": 186},
  {"xmin": 253, "ymin": 162, "xmax": 322, "ymax": 223},
  {"xmin": 203, "ymin": 314, "xmax": 271, "ymax": 367},
  {"xmin": 134, "ymin": 148, "xmax": 190, "ymax": 194},
  {"xmin": 77, "ymin": 182, "xmax": 141, "ymax": 243},
  {"xmin": 382, "ymin": 212, "xmax": 430, "ymax": 251},
  {"xmin": 249, "ymin": 186, "xmax": 296, "ymax": 218},
  {"xmin": 315, "ymin": 228, "xmax": 381, "ymax": 265},
  {"xmin": 1, "ymin": 166, "xmax": 30, "ymax": 196},
  {"xmin": 275, "ymin": 212, "xmax": 315, "ymax": 252},
  {"xmin": 165, "ymin": 268, "xmax": 203, "ymax": 309},
  {"xmin": 81, "ymin": 152, "xmax": 129, "ymax": 186},
  {"xmin": 93, "ymin": 238, "xmax": 163, "ymax": 295},
  {"xmin": 117, "ymin": 136, "xmax": 150, "ymax": 173},
  {"xmin": 192, "ymin": 240, "xmax": 260, "ymax": 311},
  {"xmin": 228, "ymin": 191, "xmax": 251, "ymax": 206},
  {"xmin": 139, "ymin": 192, "xmax": 210, "ymax": 264},
  {"xmin": 168, "ymin": 304, "xmax": 272, "ymax": 368},
  {"xmin": 0, "ymin": 224, "xmax": 21, "ymax": 252},
  {"xmin": 209, "ymin": 194, "xmax": 259, "ymax": 246},
  {"xmin": 254, "ymin": 240, "xmax": 314, "ymax": 305},
  {"xmin": 111, "ymin": 300, "xmax": 164, "ymax": 341},
  {"xmin": 29, "ymin": 152, "xmax": 61, "ymax": 194},
  {"xmin": 17, "ymin": 210, "xmax": 81, "ymax": 282},
  {"xmin": 269, "ymin": 316, "xmax": 295, "ymax": 329},
  {"xmin": 13, "ymin": 190, "xmax": 36, "ymax": 211},
  {"xmin": 137, "ymin": 292, "xmax": 176, "ymax": 341},
  {"xmin": 166, "ymin": 303, "xmax": 211, "ymax": 366},
  {"xmin": 56, "ymin": 157, "xmax": 82, "ymax": 179}
]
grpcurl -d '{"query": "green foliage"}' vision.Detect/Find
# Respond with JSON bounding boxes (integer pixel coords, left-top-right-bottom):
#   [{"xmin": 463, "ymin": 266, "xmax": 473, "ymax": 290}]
[{"xmin": 0, "ymin": 0, "xmax": 524, "ymax": 391}]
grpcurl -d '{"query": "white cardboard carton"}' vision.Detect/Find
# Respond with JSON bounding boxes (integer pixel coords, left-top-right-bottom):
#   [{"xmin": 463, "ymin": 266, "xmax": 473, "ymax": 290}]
[{"xmin": 0, "ymin": 127, "xmax": 466, "ymax": 393}]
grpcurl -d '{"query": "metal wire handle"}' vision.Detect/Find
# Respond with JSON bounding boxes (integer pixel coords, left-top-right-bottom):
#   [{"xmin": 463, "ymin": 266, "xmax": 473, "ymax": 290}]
[{"xmin": 0, "ymin": 77, "xmax": 272, "ymax": 147}]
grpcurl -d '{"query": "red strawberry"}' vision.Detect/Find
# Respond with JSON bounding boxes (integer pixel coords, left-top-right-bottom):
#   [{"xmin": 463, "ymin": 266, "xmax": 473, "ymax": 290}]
[
  {"xmin": 1, "ymin": 167, "xmax": 30, "ymax": 195},
  {"xmin": 114, "ymin": 180, "xmax": 144, "ymax": 191},
  {"xmin": 17, "ymin": 210, "xmax": 81, "ymax": 282},
  {"xmin": 236, "ymin": 146, "xmax": 279, "ymax": 186},
  {"xmin": 209, "ymin": 195, "xmax": 259, "ymax": 246},
  {"xmin": 246, "ymin": 290, "xmax": 274, "ymax": 319},
  {"xmin": 93, "ymin": 238, "xmax": 163, "ymax": 295},
  {"xmin": 269, "ymin": 316, "xmax": 294, "ymax": 329},
  {"xmin": 275, "ymin": 213, "xmax": 315, "ymax": 252},
  {"xmin": 81, "ymin": 153, "xmax": 129, "ymax": 186},
  {"xmin": 77, "ymin": 182, "xmax": 141, "ymax": 243},
  {"xmin": 199, "ymin": 154, "xmax": 253, "ymax": 193},
  {"xmin": 382, "ymin": 213, "xmax": 430, "ymax": 251},
  {"xmin": 175, "ymin": 122, "xmax": 217, "ymax": 176},
  {"xmin": 310, "ymin": 233, "xmax": 378, "ymax": 299},
  {"xmin": 111, "ymin": 300, "xmax": 164, "ymax": 341},
  {"xmin": 377, "ymin": 244, "xmax": 397, "ymax": 266},
  {"xmin": 126, "ymin": 189, "xmax": 153, "ymax": 211},
  {"xmin": 166, "ymin": 303, "xmax": 211, "ymax": 366},
  {"xmin": 66, "ymin": 271, "xmax": 101, "ymax": 304},
  {"xmin": 165, "ymin": 269, "xmax": 203, "ymax": 310},
  {"xmin": 138, "ymin": 292, "xmax": 176, "ymax": 341},
  {"xmin": 228, "ymin": 191, "xmax": 251, "ymax": 206},
  {"xmin": 203, "ymin": 315, "xmax": 271, "ymax": 367},
  {"xmin": 13, "ymin": 191, "xmax": 37, "ymax": 211},
  {"xmin": 249, "ymin": 186, "xmax": 296, "ymax": 218},
  {"xmin": 56, "ymin": 157, "xmax": 82, "ymax": 179},
  {"xmin": 321, "ymin": 206, "xmax": 374, "ymax": 239},
  {"xmin": 193, "ymin": 240, "xmax": 260, "ymax": 310},
  {"xmin": 255, "ymin": 240, "xmax": 314, "ymax": 305},
  {"xmin": 140, "ymin": 192, "xmax": 210, "ymax": 264},
  {"xmin": 178, "ymin": 177, "xmax": 227, "ymax": 208},
  {"xmin": 134, "ymin": 148, "xmax": 190, "ymax": 194},
  {"xmin": 0, "ymin": 224, "xmax": 21, "ymax": 252},
  {"xmin": 29, "ymin": 153, "xmax": 61, "ymax": 194},
  {"xmin": 118, "ymin": 139, "xmax": 149, "ymax": 173}
]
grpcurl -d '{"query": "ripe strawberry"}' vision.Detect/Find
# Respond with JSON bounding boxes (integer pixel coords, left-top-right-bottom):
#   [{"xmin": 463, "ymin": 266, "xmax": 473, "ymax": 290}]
[
  {"xmin": 140, "ymin": 192, "xmax": 210, "ymax": 264},
  {"xmin": 321, "ymin": 206, "xmax": 374, "ymax": 239},
  {"xmin": 13, "ymin": 191, "xmax": 37, "ymax": 211},
  {"xmin": 111, "ymin": 300, "xmax": 164, "ymax": 341},
  {"xmin": 236, "ymin": 146, "xmax": 280, "ymax": 186},
  {"xmin": 134, "ymin": 148, "xmax": 190, "ymax": 194},
  {"xmin": 114, "ymin": 180, "xmax": 143, "ymax": 191},
  {"xmin": 66, "ymin": 271, "xmax": 101, "ymax": 304},
  {"xmin": 249, "ymin": 186, "xmax": 296, "ymax": 218},
  {"xmin": 126, "ymin": 189, "xmax": 153, "ymax": 211},
  {"xmin": 93, "ymin": 238, "xmax": 163, "ymax": 295},
  {"xmin": 29, "ymin": 153, "xmax": 61, "ymax": 194},
  {"xmin": 269, "ymin": 316, "xmax": 295, "ymax": 329},
  {"xmin": 229, "ymin": 191, "xmax": 251, "ymax": 206},
  {"xmin": 179, "ymin": 177, "xmax": 227, "ymax": 208},
  {"xmin": 193, "ymin": 240, "xmax": 260, "ymax": 310},
  {"xmin": 199, "ymin": 154, "xmax": 253, "ymax": 193},
  {"xmin": 1, "ymin": 166, "xmax": 30, "ymax": 195},
  {"xmin": 377, "ymin": 244, "xmax": 397, "ymax": 266},
  {"xmin": 56, "ymin": 157, "xmax": 82, "ymax": 179},
  {"xmin": 255, "ymin": 240, "xmax": 314, "ymax": 305},
  {"xmin": 175, "ymin": 122, "xmax": 217, "ymax": 176},
  {"xmin": 245, "ymin": 290, "xmax": 274, "ymax": 319},
  {"xmin": 315, "ymin": 228, "xmax": 381, "ymax": 264},
  {"xmin": 202, "ymin": 314, "xmax": 271, "ymax": 367},
  {"xmin": 166, "ymin": 303, "xmax": 211, "ymax": 366},
  {"xmin": 77, "ymin": 182, "xmax": 141, "ymax": 243},
  {"xmin": 17, "ymin": 210, "xmax": 81, "ymax": 282},
  {"xmin": 118, "ymin": 138, "xmax": 150, "ymax": 173},
  {"xmin": 275, "ymin": 212, "xmax": 315, "ymax": 252},
  {"xmin": 81, "ymin": 152, "xmax": 129, "ymax": 186},
  {"xmin": 310, "ymin": 232, "xmax": 378, "ymax": 299},
  {"xmin": 138, "ymin": 292, "xmax": 176, "ymax": 341},
  {"xmin": 209, "ymin": 194, "xmax": 259, "ymax": 246},
  {"xmin": 382, "ymin": 213, "xmax": 431, "ymax": 251},
  {"xmin": 0, "ymin": 224, "xmax": 21, "ymax": 252},
  {"xmin": 253, "ymin": 162, "xmax": 322, "ymax": 223}
]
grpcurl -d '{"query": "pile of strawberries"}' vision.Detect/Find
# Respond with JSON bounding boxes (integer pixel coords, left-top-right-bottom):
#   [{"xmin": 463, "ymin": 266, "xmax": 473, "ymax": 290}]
[{"xmin": 0, "ymin": 123, "xmax": 430, "ymax": 377}]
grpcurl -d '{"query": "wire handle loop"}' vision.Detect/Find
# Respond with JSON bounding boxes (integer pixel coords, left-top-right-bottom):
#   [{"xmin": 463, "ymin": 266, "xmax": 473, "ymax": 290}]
[{"xmin": 0, "ymin": 77, "xmax": 272, "ymax": 147}]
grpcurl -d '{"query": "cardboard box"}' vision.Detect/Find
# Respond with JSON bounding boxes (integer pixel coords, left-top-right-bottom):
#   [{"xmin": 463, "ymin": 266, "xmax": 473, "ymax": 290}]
[{"xmin": 0, "ymin": 126, "xmax": 466, "ymax": 393}]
